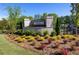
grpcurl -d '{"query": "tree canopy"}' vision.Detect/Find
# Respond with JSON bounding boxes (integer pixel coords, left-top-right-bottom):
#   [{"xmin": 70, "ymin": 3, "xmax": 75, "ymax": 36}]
[
  {"xmin": 71, "ymin": 3, "xmax": 79, "ymax": 27},
  {"xmin": 6, "ymin": 6, "xmax": 21, "ymax": 33}
]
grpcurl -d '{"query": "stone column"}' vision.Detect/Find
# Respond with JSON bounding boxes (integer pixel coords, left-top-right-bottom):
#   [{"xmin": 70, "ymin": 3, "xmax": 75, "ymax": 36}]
[
  {"xmin": 45, "ymin": 16, "xmax": 53, "ymax": 34},
  {"xmin": 46, "ymin": 16, "xmax": 53, "ymax": 28}
]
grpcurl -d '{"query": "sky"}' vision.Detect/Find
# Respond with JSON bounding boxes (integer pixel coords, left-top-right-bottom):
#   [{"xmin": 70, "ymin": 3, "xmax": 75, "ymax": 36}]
[{"xmin": 0, "ymin": 3, "xmax": 71, "ymax": 20}]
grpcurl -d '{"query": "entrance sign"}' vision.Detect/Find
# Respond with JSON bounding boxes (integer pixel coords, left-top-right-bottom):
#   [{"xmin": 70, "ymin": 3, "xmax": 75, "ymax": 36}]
[
  {"xmin": 24, "ymin": 16, "xmax": 53, "ymax": 28},
  {"xmin": 31, "ymin": 20, "xmax": 46, "ymax": 27}
]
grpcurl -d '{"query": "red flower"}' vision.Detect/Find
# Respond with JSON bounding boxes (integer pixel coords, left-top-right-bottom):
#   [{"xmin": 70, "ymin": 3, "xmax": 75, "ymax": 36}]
[{"xmin": 60, "ymin": 48, "xmax": 69, "ymax": 55}]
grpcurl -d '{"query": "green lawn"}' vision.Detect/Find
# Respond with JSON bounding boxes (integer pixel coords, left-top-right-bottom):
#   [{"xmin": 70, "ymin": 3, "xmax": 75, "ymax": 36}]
[{"xmin": 0, "ymin": 34, "xmax": 38, "ymax": 55}]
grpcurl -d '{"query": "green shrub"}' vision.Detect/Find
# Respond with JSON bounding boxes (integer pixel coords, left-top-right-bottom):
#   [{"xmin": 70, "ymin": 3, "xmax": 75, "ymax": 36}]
[
  {"xmin": 43, "ymin": 30, "xmax": 48, "ymax": 36},
  {"xmin": 25, "ymin": 30, "xmax": 32, "ymax": 36},
  {"xmin": 31, "ymin": 31, "xmax": 41, "ymax": 36},
  {"xmin": 36, "ymin": 31, "xmax": 41, "ymax": 36},
  {"xmin": 14, "ymin": 29, "xmax": 23, "ymax": 35},
  {"xmin": 31, "ymin": 31, "xmax": 36, "ymax": 36},
  {"xmin": 50, "ymin": 31, "xmax": 56, "ymax": 36},
  {"xmin": 16, "ymin": 29, "xmax": 42, "ymax": 36}
]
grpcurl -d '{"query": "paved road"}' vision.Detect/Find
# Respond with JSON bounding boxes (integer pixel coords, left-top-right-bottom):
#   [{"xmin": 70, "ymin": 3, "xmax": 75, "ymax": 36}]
[{"xmin": 0, "ymin": 34, "xmax": 38, "ymax": 55}]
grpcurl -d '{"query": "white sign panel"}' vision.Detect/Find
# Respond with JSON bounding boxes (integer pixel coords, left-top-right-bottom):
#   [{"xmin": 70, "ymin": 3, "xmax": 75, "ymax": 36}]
[{"xmin": 24, "ymin": 19, "xmax": 31, "ymax": 27}]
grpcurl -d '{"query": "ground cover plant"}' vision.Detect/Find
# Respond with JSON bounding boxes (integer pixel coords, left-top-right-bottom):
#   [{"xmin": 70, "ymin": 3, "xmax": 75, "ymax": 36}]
[{"xmin": 6, "ymin": 34, "xmax": 79, "ymax": 55}]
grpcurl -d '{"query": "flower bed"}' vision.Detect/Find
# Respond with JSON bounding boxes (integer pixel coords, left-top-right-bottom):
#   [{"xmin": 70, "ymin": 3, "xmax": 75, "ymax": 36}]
[{"xmin": 6, "ymin": 34, "xmax": 79, "ymax": 55}]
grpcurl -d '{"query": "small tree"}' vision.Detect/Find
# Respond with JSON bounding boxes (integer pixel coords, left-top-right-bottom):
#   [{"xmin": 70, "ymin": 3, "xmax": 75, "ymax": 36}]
[
  {"xmin": 6, "ymin": 6, "xmax": 21, "ymax": 33},
  {"xmin": 55, "ymin": 18, "xmax": 61, "ymax": 35},
  {"xmin": 71, "ymin": 3, "xmax": 79, "ymax": 35}
]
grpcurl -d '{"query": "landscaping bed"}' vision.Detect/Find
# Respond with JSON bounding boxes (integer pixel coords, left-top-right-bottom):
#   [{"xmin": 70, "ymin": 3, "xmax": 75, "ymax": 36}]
[{"xmin": 5, "ymin": 34, "xmax": 79, "ymax": 55}]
